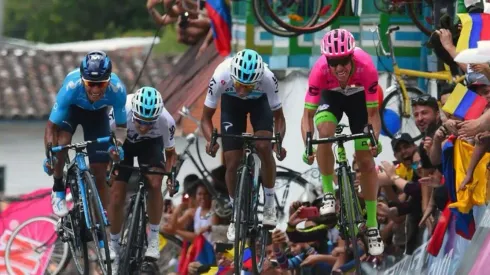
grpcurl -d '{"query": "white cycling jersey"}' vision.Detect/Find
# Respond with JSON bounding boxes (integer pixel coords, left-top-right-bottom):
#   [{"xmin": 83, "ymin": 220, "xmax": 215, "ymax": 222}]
[
  {"xmin": 109, "ymin": 94, "xmax": 176, "ymax": 148},
  {"xmin": 204, "ymin": 58, "xmax": 282, "ymax": 111}
]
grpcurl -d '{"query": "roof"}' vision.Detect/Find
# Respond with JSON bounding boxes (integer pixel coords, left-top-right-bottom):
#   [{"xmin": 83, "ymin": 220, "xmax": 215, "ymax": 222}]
[
  {"xmin": 157, "ymin": 42, "xmax": 225, "ymax": 119},
  {"xmin": 0, "ymin": 49, "xmax": 179, "ymax": 119}
]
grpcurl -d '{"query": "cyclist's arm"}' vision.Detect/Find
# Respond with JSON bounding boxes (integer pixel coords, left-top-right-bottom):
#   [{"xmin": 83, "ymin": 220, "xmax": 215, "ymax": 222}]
[
  {"xmin": 45, "ymin": 79, "xmax": 77, "ymax": 148},
  {"xmin": 161, "ymin": 111, "xmax": 177, "ymax": 172},
  {"xmin": 112, "ymin": 83, "xmax": 128, "ymax": 144},
  {"xmin": 201, "ymin": 75, "xmax": 223, "ymax": 141},
  {"xmin": 363, "ymin": 68, "xmax": 381, "ymax": 140},
  {"xmin": 302, "ymin": 60, "xmax": 322, "ymax": 143},
  {"xmin": 286, "ymin": 223, "xmax": 328, "ymax": 243},
  {"xmin": 263, "ymin": 72, "xmax": 286, "ymax": 138}
]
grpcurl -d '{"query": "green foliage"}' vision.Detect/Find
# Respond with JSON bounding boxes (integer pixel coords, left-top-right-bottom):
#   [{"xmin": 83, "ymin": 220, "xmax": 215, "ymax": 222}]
[{"xmin": 4, "ymin": 0, "xmax": 158, "ymax": 43}]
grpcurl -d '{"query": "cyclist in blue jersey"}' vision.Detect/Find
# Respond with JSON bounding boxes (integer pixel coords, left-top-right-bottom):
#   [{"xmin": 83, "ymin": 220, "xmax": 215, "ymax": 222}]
[{"xmin": 43, "ymin": 51, "xmax": 127, "ymax": 228}]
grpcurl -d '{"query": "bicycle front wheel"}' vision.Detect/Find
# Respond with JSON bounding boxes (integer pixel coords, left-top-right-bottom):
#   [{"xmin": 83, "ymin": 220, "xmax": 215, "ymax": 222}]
[
  {"xmin": 380, "ymin": 86, "xmax": 424, "ymax": 141},
  {"xmin": 5, "ymin": 216, "xmax": 70, "ymax": 275},
  {"xmin": 234, "ymin": 165, "xmax": 252, "ymax": 274},
  {"xmin": 84, "ymin": 171, "xmax": 112, "ymax": 275},
  {"xmin": 339, "ymin": 166, "xmax": 361, "ymax": 275},
  {"xmin": 119, "ymin": 191, "xmax": 145, "ymax": 275}
]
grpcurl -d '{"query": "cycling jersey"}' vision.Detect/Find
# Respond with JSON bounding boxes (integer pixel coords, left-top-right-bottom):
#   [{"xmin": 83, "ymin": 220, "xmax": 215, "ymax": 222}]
[
  {"xmin": 304, "ymin": 47, "xmax": 379, "ymax": 111},
  {"xmin": 49, "ymin": 69, "xmax": 127, "ymax": 126},
  {"xmin": 109, "ymin": 94, "xmax": 176, "ymax": 149},
  {"xmin": 204, "ymin": 58, "xmax": 282, "ymax": 111}
]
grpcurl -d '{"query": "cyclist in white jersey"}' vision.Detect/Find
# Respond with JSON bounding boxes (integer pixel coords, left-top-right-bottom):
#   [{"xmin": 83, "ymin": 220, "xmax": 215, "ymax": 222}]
[
  {"xmin": 107, "ymin": 87, "xmax": 177, "ymax": 272},
  {"xmin": 201, "ymin": 49, "xmax": 287, "ymax": 242}
]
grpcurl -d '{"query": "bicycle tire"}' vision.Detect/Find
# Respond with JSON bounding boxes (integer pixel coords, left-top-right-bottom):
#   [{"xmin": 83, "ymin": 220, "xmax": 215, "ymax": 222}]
[
  {"xmin": 65, "ymin": 172, "xmax": 90, "ymax": 275},
  {"xmin": 119, "ymin": 191, "xmax": 144, "ymax": 275},
  {"xmin": 248, "ymin": 154, "xmax": 269, "ymax": 274},
  {"xmin": 252, "ymin": 0, "xmax": 322, "ymax": 37},
  {"xmin": 234, "ymin": 164, "xmax": 251, "ymax": 275},
  {"xmin": 84, "ymin": 171, "xmax": 112, "ymax": 275},
  {"xmin": 339, "ymin": 166, "xmax": 361, "ymax": 275},
  {"xmin": 380, "ymin": 86, "xmax": 424, "ymax": 141},
  {"xmin": 5, "ymin": 216, "xmax": 70, "ymax": 275},
  {"xmin": 407, "ymin": 1, "xmax": 432, "ymax": 37},
  {"xmin": 263, "ymin": 0, "xmax": 346, "ymax": 34}
]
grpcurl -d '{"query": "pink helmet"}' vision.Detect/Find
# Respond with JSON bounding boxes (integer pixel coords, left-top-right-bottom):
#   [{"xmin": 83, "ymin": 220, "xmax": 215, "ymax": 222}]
[{"xmin": 321, "ymin": 29, "xmax": 355, "ymax": 58}]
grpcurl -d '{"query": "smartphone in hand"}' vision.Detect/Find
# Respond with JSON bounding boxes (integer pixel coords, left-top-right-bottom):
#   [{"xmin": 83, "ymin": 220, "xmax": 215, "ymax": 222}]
[{"xmin": 298, "ymin": 206, "xmax": 319, "ymax": 219}]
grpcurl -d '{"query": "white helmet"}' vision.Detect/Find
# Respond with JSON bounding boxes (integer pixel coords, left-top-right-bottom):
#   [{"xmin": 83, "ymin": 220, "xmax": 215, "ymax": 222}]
[
  {"xmin": 131, "ymin": 86, "xmax": 164, "ymax": 119},
  {"xmin": 230, "ymin": 49, "xmax": 265, "ymax": 84}
]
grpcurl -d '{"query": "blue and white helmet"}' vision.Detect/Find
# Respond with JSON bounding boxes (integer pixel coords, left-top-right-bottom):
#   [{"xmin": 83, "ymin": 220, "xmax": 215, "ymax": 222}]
[
  {"xmin": 230, "ymin": 49, "xmax": 265, "ymax": 84},
  {"xmin": 131, "ymin": 87, "xmax": 164, "ymax": 119}
]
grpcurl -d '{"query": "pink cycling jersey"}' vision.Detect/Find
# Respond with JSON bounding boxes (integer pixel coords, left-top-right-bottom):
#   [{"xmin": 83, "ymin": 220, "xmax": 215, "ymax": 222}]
[{"xmin": 304, "ymin": 47, "xmax": 379, "ymax": 110}]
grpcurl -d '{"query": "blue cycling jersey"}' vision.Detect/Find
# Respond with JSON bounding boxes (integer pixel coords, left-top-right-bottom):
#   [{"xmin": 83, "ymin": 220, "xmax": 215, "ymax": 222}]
[{"xmin": 49, "ymin": 69, "xmax": 127, "ymax": 126}]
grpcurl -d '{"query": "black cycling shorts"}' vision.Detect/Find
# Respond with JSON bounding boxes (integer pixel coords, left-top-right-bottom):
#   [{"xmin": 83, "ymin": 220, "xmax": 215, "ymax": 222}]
[
  {"xmin": 315, "ymin": 90, "xmax": 368, "ymax": 135},
  {"xmin": 115, "ymin": 137, "xmax": 165, "ymax": 182},
  {"xmin": 59, "ymin": 106, "xmax": 111, "ymax": 163},
  {"xmin": 220, "ymin": 94, "xmax": 273, "ymax": 152}
]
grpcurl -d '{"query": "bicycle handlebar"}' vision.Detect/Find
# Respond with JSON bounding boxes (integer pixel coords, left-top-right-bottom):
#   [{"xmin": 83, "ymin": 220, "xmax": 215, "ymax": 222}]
[
  {"xmin": 305, "ymin": 124, "xmax": 377, "ymax": 157},
  {"xmin": 113, "ymin": 163, "xmax": 179, "ymax": 197},
  {"xmin": 371, "ymin": 24, "xmax": 399, "ymax": 57},
  {"xmin": 210, "ymin": 128, "xmax": 282, "ymax": 157},
  {"xmin": 50, "ymin": 132, "xmax": 117, "ymax": 153}
]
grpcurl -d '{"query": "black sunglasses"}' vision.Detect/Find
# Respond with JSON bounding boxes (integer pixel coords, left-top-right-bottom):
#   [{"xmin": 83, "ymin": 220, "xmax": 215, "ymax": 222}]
[
  {"xmin": 326, "ymin": 55, "xmax": 352, "ymax": 67},
  {"xmin": 411, "ymin": 94, "xmax": 436, "ymax": 104}
]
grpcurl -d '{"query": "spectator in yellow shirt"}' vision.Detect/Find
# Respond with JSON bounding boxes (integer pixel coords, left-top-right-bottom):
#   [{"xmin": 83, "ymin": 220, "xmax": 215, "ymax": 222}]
[{"xmin": 391, "ymin": 133, "xmax": 417, "ymax": 181}]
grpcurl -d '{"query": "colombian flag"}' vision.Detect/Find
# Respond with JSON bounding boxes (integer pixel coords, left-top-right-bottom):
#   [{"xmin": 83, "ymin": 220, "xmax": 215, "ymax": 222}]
[
  {"xmin": 205, "ymin": 0, "xmax": 232, "ymax": 56},
  {"xmin": 178, "ymin": 235, "xmax": 216, "ymax": 275},
  {"xmin": 442, "ymin": 83, "xmax": 487, "ymax": 120},
  {"xmin": 456, "ymin": 13, "xmax": 490, "ymax": 52}
]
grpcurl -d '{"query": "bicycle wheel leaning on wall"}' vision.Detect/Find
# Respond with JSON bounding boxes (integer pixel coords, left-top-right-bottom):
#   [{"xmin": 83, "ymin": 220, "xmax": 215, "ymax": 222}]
[
  {"xmin": 252, "ymin": 0, "xmax": 323, "ymax": 37},
  {"xmin": 262, "ymin": 0, "xmax": 346, "ymax": 34},
  {"xmin": 380, "ymin": 86, "xmax": 424, "ymax": 140}
]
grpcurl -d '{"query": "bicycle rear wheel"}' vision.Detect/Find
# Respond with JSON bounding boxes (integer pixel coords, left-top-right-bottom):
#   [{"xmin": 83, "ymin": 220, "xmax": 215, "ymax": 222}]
[
  {"xmin": 234, "ymin": 165, "xmax": 252, "ymax": 275},
  {"xmin": 339, "ymin": 166, "xmax": 361, "ymax": 275},
  {"xmin": 380, "ymin": 86, "xmax": 424, "ymax": 141},
  {"xmin": 119, "ymin": 191, "xmax": 145, "ymax": 275},
  {"xmin": 5, "ymin": 216, "xmax": 70, "ymax": 275},
  {"xmin": 407, "ymin": 0, "xmax": 434, "ymax": 37},
  {"xmin": 84, "ymin": 171, "xmax": 112, "ymax": 275}
]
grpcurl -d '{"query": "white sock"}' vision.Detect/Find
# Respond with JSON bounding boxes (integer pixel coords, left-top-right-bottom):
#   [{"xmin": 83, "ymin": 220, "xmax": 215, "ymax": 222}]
[
  {"xmin": 263, "ymin": 187, "xmax": 275, "ymax": 207},
  {"xmin": 110, "ymin": 233, "xmax": 120, "ymax": 249},
  {"xmin": 149, "ymin": 223, "xmax": 160, "ymax": 241}
]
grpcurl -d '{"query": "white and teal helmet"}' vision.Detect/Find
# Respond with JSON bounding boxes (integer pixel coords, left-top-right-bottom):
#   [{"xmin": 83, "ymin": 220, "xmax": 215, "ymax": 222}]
[
  {"xmin": 131, "ymin": 87, "xmax": 164, "ymax": 119},
  {"xmin": 230, "ymin": 49, "xmax": 265, "ymax": 84}
]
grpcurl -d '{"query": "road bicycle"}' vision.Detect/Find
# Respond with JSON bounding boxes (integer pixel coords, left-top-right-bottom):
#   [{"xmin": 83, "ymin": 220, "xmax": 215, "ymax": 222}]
[
  {"xmin": 374, "ymin": 25, "xmax": 465, "ymax": 141},
  {"xmin": 113, "ymin": 163, "xmax": 177, "ymax": 275},
  {"xmin": 305, "ymin": 124, "xmax": 377, "ymax": 275},
  {"xmin": 47, "ymin": 134, "xmax": 118, "ymax": 275},
  {"xmin": 210, "ymin": 129, "xmax": 282, "ymax": 274}
]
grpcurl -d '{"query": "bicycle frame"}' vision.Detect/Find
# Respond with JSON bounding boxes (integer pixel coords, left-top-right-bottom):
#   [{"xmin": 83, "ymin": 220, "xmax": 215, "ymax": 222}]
[
  {"xmin": 49, "ymin": 137, "xmax": 113, "ymax": 230},
  {"xmin": 374, "ymin": 25, "xmax": 465, "ymax": 116}
]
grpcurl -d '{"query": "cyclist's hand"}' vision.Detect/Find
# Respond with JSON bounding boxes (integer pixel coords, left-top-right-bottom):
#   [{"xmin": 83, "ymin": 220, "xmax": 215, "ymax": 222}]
[
  {"xmin": 167, "ymin": 178, "xmax": 178, "ymax": 197},
  {"xmin": 108, "ymin": 145, "xmax": 124, "ymax": 161},
  {"xmin": 43, "ymin": 157, "xmax": 57, "ymax": 176},
  {"xmin": 274, "ymin": 144, "xmax": 287, "ymax": 161},
  {"xmin": 302, "ymin": 148, "xmax": 316, "ymax": 165},
  {"xmin": 205, "ymin": 141, "xmax": 219, "ymax": 157}
]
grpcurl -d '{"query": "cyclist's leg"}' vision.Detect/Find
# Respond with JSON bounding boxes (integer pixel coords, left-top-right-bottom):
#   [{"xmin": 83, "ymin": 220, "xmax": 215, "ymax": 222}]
[
  {"xmin": 51, "ymin": 107, "xmax": 77, "ymax": 217},
  {"xmin": 249, "ymin": 95, "xmax": 276, "ymax": 226},
  {"xmin": 137, "ymin": 138, "xmax": 166, "ymax": 259},
  {"xmin": 221, "ymin": 95, "xmax": 247, "ymax": 241},
  {"xmin": 108, "ymin": 140, "xmax": 135, "ymax": 259},
  {"xmin": 82, "ymin": 107, "xmax": 111, "ymax": 208},
  {"xmin": 315, "ymin": 92, "xmax": 343, "ymax": 215},
  {"xmin": 345, "ymin": 93, "xmax": 384, "ymax": 256}
]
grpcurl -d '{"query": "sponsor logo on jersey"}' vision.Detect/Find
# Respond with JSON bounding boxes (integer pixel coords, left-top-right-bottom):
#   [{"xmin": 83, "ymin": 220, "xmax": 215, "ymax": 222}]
[
  {"xmin": 308, "ymin": 86, "xmax": 320, "ymax": 96},
  {"xmin": 208, "ymin": 78, "xmax": 217, "ymax": 95},
  {"xmin": 368, "ymin": 82, "xmax": 378, "ymax": 94}
]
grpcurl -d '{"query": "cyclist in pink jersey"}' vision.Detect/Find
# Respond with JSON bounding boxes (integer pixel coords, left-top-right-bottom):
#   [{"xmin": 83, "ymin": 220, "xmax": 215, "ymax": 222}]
[{"xmin": 301, "ymin": 29, "xmax": 384, "ymax": 256}]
